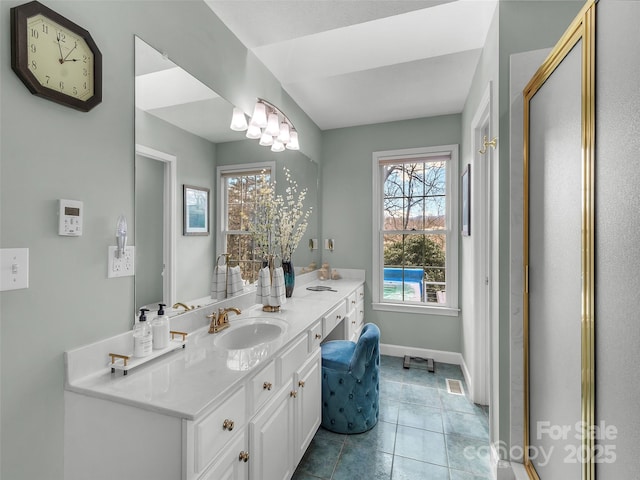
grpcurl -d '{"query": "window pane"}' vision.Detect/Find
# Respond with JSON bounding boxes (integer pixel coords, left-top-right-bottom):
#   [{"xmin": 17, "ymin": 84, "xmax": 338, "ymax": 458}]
[
  {"xmin": 383, "ymin": 160, "xmax": 446, "ymax": 232},
  {"xmin": 222, "ymin": 169, "xmax": 271, "ymax": 274},
  {"xmin": 227, "ymin": 203, "xmax": 242, "ymax": 230},
  {"xmin": 382, "ymin": 233, "xmax": 446, "ymax": 303}
]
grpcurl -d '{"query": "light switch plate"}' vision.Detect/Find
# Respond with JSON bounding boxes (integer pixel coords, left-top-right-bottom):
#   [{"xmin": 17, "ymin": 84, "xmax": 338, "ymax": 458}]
[
  {"xmin": 108, "ymin": 246, "xmax": 135, "ymax": 278},
  {"xmin": 0, "ymin": 248, "xmax": 29, "ymax": 291}
]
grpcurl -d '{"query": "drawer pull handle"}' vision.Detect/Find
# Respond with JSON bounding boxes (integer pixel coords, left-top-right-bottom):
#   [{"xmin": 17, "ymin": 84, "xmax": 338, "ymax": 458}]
[
  {"xmin": 239, "ymin": 451, "xmax": 250, "ymax": 463},
  {"xmin": 351, "ymin": 300, "xmax": 356, "ymax": 304},
  {"xmin": 290, "ymin": 390, "xmax": 298, "ymax": 398},
  {"xmin": 222, "ymin": 419, "xmax": 235, "ymax": 431},
  {"xmin": 298, "ymin": 380, "xmax": 305, "ymax": 388},
  {"xmin": 263, "ymin": 382, "xmax": 272, "ymax": 391},
  {"xmin": 336, "ymin": 315, "xmax": 342, "ymax": 320},
  {"xmin": 352, "ymin": 320, "xmax": 356, "ymax": 325},
  {"xmin": 315, "ymin": 334, "xmax": 322, "ymax": 340}
]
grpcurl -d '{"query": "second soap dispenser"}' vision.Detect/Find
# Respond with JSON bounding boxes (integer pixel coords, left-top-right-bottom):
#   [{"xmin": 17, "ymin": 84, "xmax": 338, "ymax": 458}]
[
  {"xmin": 152, "ymin": 303, "xmax": 170, "ymax": 350},
  {"xmin": 133, "ymin": 308, "xmax": 153, "ymax": 357}
]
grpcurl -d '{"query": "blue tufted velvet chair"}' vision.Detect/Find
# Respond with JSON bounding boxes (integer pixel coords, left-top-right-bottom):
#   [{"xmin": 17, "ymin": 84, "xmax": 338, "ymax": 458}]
[{"xmin": 320, "ymin": 323, "xmax": 380, "ymax": 434}]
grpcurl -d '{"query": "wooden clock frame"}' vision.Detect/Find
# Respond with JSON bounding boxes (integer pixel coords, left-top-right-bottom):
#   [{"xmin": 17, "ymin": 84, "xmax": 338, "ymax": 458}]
[{"xmin": 10, "ymin": 1, "xmax": 102, "ymax": 112}]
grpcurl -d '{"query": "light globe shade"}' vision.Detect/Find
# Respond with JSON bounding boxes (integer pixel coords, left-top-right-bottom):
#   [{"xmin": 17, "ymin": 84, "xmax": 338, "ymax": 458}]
[
  {"xmin": 285, "ymin": 130, "xmax": 300, "ymax": 150},
  {"xmin": 271, "ymin": 139, "xmax": 285, "ymax": 152},
  {"xmin": 259, "ymin": 131, "xmax": 274, "ymax": 146},
  {"xmin": 246, "ymin": 124, "xmax": 262, "ymax": 139},
  {"xmin": 264, "ymin": 113, "xmax": 280, "ymax": 137},
  {"xmin": 230, "ymin": 107, "xmax": 248, "ymax": 131},
  {"xmin": 277, "ymin": 122, "xmax": 291, "ymax": 144},
  {"xmin": 250, "ymin": 101, "xmax": 267, "ymax": 128}
]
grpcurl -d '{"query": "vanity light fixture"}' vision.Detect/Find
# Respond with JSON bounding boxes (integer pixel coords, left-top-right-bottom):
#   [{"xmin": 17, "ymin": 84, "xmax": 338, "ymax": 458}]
[
  {"xmin": 229, "ymin": 107, "xmax": 248, "ymax": 131},
  {"xmin": 116, "ymin": 214, "xmax": 128, "ymax": 258},
  {"xmin": 230, "ymin": 99, "xmax": 300, "ymax": 152}
]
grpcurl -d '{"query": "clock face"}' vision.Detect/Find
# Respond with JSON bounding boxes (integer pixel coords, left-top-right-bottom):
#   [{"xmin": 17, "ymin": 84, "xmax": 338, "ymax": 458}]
[
  {"xmin": 11, "ymin": 1, "xmax": 102, "ymax": 112},
  {"xmin": 26, "ymin": 14, "xmax": 95, "ymax": 101}
]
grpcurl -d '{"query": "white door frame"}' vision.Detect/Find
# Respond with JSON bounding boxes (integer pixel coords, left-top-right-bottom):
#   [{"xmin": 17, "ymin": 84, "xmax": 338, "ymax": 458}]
[
  {"xmin": 470, "ymin": 83, "xmax": 494, "ymax": 406},
  {"xmin": 135, "ymin": 144, "xmax": 177, "ymax": 308}
]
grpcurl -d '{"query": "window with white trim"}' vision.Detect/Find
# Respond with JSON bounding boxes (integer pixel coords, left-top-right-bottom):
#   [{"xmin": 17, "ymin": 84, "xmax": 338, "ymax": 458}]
[
  {"xmin": 372, "ymin": 145, "xmax": 459, "ymax": 315},
  {"xmin": 217, "ymin": 162, "xmax": 274, "ymax": 284}
]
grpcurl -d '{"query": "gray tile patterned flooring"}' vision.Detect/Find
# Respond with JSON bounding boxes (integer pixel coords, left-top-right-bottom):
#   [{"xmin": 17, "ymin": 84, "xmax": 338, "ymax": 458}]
[{"xmin": 292, "ymin": 355, "xmax": 493, "ymax": 480}]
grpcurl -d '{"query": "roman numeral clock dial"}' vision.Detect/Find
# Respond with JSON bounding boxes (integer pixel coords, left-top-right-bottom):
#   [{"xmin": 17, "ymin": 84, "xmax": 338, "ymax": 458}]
[{"xmin": 11, "ymin": 1, "xmax": 102, "ymax": 112}]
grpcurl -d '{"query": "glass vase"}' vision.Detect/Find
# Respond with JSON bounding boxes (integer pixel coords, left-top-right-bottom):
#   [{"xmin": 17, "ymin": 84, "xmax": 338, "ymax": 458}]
[{"xmin": 282, "ymin": 260, "xmax": 295, "ymax": 297}]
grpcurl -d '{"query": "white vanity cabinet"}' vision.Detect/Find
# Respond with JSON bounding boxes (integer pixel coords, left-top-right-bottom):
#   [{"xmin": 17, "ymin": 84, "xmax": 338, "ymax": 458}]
[
  {"xmin": 323, "ymin": 300, "xmax": 347, "ymax": 338},
  {"xmin": 186, "ymin": 386, "xmax": 247, "ymax": 478},
  {"xmin": 250, "ymin": 332, "xmax": 322, "ymax": 480},
  {"xmin": 345, "ymin": 285, "xmax": 365, "ymax": 342},
  {"xmin": 249, "ymin": 381, "xmax": 295, "ymax": 480},
  {"xmin": 199, "ymin": 429, "xmax": 249, "ymax": 480},
  {"xmin": 294, "ymin": 350, "xmax": 322, "ymax": 464},
  {"xmin": 64, "ymin": 276, "xmax": 364, "ymax": 480}
]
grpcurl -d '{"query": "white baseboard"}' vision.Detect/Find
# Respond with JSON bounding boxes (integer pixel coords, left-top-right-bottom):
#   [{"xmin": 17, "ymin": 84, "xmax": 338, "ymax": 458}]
[
  {"xmin": 510, "ymin": 462, "xmax": 528, "ymax": 480},
  {"xmin": 492, "ymin": 443, "xmax": 517, "ymax": 480},
  {"xmin": 460, "ymin": 356, "xmax": 474, "ymax": 396},
  {"xmin": 379, "ymin": 343, "xmax": 462, "ymax": 365}
]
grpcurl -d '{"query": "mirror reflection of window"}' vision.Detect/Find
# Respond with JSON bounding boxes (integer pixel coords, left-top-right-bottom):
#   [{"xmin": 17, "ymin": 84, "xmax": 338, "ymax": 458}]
[{"xmin": 220, "ymin": 165, "xmax": 272, "ymax": 284}]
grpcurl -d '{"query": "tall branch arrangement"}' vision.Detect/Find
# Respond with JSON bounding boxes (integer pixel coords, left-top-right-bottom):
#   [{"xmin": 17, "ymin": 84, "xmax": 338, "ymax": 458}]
[{"xmin": 250, "ymin": 167, "xmax": 312, "ymax": 262}]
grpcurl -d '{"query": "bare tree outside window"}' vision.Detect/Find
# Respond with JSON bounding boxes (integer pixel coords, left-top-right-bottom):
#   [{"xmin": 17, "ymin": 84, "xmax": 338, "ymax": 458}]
[
  {"xmin": 382, "ymin": 161, "xmax": 447, "ymax": 303},
  {"xmin": 222, "ymin": 170, "xmax": 271, "ymax": 283}
]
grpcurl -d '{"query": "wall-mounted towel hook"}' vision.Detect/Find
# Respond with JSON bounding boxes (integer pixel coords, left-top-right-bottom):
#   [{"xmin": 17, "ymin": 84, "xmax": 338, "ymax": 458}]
[{"xmin": 478, "ymin": 135, "xmax": 497, "ymax": 155}]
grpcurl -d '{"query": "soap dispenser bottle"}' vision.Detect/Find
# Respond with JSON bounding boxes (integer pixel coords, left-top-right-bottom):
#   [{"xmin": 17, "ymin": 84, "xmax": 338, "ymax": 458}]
[
  {"xmin": 133, "ymin": 308, "xmax": 153, "ymax": 357},
  {"xmin": 152, "ymin": 303, "xmax": 170, "ymax": 350}
]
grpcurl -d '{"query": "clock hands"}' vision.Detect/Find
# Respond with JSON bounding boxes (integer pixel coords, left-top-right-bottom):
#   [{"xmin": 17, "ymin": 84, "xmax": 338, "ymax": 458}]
[
  {"xmin": 63, "ymin": 42, "xmax": 78, "ymax": 63},
  {"xmin": 55, "ymin": 34, "xmax": 79, "ymax": 64},
  {"xmin": 56, "ymin": 32, "xmax": 64, "ymax": 64}
]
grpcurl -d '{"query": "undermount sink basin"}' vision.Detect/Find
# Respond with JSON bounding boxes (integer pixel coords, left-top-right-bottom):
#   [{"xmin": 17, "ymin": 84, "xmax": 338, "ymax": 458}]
[{"xmin": 214, "ymin": 319, "xmax": 285, "ymax": 350}]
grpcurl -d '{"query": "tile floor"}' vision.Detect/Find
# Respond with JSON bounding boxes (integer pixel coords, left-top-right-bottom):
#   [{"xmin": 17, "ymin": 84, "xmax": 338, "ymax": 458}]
[{"xmin": 292, "ymin": 355, "xmax": 493, "ymax": 480}]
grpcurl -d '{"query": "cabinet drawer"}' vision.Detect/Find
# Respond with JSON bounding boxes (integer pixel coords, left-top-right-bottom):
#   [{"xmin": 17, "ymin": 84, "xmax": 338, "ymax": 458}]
[
  {"xmin": 199, "ymin": 428, "xmax": 248, "ymax": 480},
  {"xmin": 356, "ymin": 301, "xmax": 365, "ymax": 328},
  {"xmin": 308, "ymin": 321, "xmax": 322, "ymax": 352},
  {"xmin": 250, "ymin": 360, "xmax": 277, "ymax": 414},
  {"xmin": 322, "ymin": 302, "xmax": 347, "ymax": 337},
  {"xmin": 347, "ymin": 291, "xmax": 358, "ymax": 314},
  {"xmin": 195, "ymin": 386, "xmax": 246, "ymax": 473},
  {"xmin": 356, "ymin": 285, "xmax": 365, "ymax": 304},
  {"xmin": 279, "ymin": 334, "xmax": 308, "ymax": 382}
]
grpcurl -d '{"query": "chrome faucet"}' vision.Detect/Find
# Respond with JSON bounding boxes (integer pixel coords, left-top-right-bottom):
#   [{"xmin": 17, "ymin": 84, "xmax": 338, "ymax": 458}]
[{"xmin": 208, "ymin": 307, "xmax": 241, "ymax": 334}]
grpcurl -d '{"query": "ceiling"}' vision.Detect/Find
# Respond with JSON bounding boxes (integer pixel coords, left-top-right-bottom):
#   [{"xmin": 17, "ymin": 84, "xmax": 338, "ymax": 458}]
[{"xmin": 205, "ymin": 0, "xmax": 498, "ymax": 130}]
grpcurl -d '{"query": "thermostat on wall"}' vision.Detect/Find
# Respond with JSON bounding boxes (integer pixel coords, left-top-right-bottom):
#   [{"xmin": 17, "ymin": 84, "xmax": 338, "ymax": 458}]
[{"xmin": 58, "ymin": 199, "xmax": 83, "ymax": 236}]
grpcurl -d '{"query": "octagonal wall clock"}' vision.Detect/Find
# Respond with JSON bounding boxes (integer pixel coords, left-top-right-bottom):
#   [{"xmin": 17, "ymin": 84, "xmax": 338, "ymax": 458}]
[{"xmin": 11, "ymin": 1, "xmax": 102, "ymax": 112}]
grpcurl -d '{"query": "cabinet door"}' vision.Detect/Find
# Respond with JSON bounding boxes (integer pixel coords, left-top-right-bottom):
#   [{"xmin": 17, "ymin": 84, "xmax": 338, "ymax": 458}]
[
  {"xmin": 294, "ymin": 351, "xmax": 322, "ymax": 464},
  {"xmin": 249, "ymin": 383, "xmax": 294, "ymax": 480},
  {"xmin": 199, "ymin": 429, "xmax": 249, "ymax": 480}
]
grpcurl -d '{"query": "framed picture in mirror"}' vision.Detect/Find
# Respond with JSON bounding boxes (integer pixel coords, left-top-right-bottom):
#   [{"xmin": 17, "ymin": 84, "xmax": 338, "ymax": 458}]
[{"xmin": 183, "ymin": 185, "xmax": 209, "ymax": 236}]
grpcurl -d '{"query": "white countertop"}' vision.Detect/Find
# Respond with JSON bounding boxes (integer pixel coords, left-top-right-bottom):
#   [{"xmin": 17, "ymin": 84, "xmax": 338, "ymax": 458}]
[{"xmin": 65, "ymin": 275, "xmax": 364, "ymax": 421}]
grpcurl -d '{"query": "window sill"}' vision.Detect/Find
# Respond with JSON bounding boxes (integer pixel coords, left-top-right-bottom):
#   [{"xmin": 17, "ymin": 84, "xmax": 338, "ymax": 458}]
[{"xmin": 372, "ymin": 302, "xmax": 460, "ymax": 317}]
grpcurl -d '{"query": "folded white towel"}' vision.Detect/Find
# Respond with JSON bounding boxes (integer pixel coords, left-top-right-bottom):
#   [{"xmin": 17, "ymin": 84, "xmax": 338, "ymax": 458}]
[
  {"xmin": 255, "ymin": 266, "xmax": 272, "ymax": 305},
  {"xmin": 270, "ymin": 267, "xmax": 286, "ymax": 307},
  {"xmin": 211, "ymin": 265, "xmax": 227, "ymax": 299},
  {"xmin": 227, "ymin": 265, "xmax": 243, "ymax": 297}
]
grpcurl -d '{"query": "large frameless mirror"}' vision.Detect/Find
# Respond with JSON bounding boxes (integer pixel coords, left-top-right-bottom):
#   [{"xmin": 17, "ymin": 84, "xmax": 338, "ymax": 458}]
[{"xmin": 134, "ymin": 36, "xmax": 319, "ymax": 316}]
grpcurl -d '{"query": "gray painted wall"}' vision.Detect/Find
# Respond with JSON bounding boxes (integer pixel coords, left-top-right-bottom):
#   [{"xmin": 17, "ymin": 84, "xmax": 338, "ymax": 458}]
[
  {"xmin": 321, "ymin": 115, "xmax": 462, "ymax": 353},
  {"xmin": 497, "ymin": 0, "xmax": 583, "ymax": 453},
  {"xmin": 595, "ymin": 1, "xmax": 640, "ymax": 478},
  {"xmin": 0, "ymin": 2, "xmax": 321, "ymax": 479},
  {"xmin": 136, "ymin": 110, "xmax": 217, "ymax": 304},
  {"xmin": 460, "ymin": 1, "xmax": 500, "ymax": 448},
  {"xmin": 135, "ymin": 153, "xmax": 165, "ymax": 309}
]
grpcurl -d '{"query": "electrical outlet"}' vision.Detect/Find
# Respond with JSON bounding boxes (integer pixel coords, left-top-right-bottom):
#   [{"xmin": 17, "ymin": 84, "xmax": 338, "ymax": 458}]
[{"xmin": 108, "ymin": 246, "xmax": 135, "ymax": 278}]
